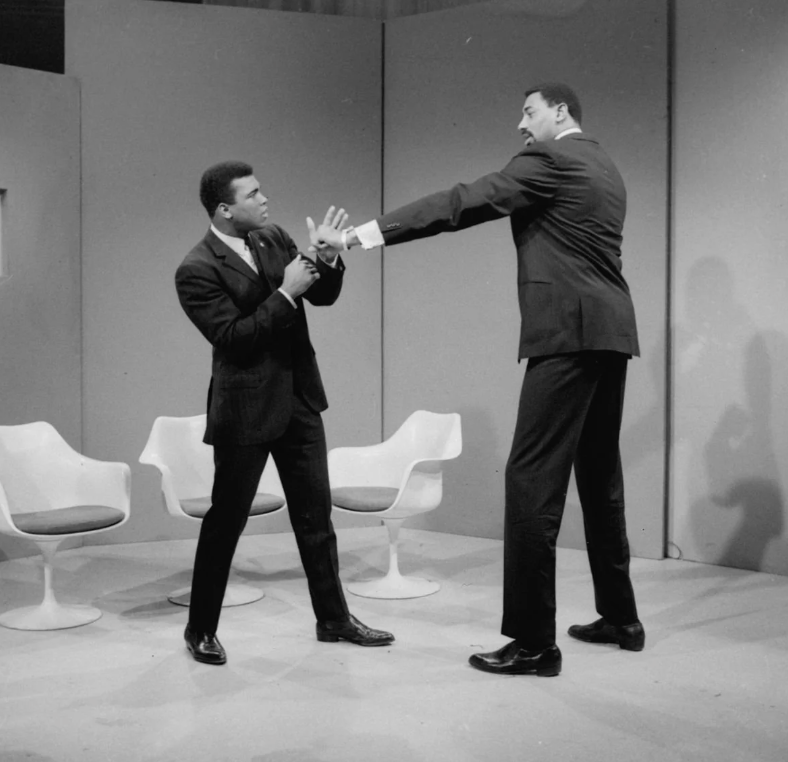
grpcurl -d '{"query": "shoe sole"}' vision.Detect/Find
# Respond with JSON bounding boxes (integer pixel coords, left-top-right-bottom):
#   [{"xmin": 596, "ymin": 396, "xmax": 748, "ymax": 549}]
[
  {"xmin": 316, "ymin": 633, "xmax": 394, "ymax": 646},
  {"xmin": 567, "ymin": 631, "xmax": 644, "ymax": 652},
  {"xmin": 468, "ymin": 658, "xmax": 561, "ymax": 677}
]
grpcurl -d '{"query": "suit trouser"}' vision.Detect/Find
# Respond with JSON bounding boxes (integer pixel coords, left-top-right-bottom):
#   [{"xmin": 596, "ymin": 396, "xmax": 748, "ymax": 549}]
[
  {"xmin": 501, "ymin": 351, "xmax": 639, "ymax": 650},
  {"xmin": 188, "ymin": 395, "xmax": 349, "ymax": 634}
]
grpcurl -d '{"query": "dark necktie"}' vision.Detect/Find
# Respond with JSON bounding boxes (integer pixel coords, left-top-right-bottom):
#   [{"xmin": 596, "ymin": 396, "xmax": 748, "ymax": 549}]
[{"xmin": 241, "ymin": 234, "xmax": 259, "ymax": 275}]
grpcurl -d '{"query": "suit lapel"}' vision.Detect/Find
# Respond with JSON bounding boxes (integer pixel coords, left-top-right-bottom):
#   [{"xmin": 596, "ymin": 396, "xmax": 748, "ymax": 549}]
[
  {"xmin": 204, "ymin": 228, "xmax": 287, "ymax": 296},
  {"xmin": 204, "ymin": 229, "xmax": 261, "ymax": 286}
]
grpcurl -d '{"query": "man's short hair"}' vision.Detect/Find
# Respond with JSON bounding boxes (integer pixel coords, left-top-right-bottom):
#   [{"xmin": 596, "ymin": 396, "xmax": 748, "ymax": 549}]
[
  {"xmin": 199, "ymin": 160, "xmax": 254, "ymax": 217},
  {"xmin": 524, "ymin": 82, "xmax": 582, "ymax": 125}
]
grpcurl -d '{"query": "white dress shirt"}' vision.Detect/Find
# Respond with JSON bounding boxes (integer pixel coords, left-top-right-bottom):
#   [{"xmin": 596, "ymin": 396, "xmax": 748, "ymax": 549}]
[{"xmin": 555, "ymin": 127, "xmax": 582, "ymax": 140}]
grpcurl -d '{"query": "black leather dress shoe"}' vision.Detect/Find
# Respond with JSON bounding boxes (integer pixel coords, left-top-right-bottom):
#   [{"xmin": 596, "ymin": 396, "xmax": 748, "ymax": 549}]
[
  {"xmin": 316, "ymin": 614, "xmax": 394, "ymax": 647},
  {"xmin": 468, "ymin": 641, "xmax": 562, "ymax": 676},
  {"xmin": 184, "ymin": 624, "xmax": 227, "ymax": 665},
  {"xmin": 567, "ymin": 617, "xmax": 645, "ymax": 651}
]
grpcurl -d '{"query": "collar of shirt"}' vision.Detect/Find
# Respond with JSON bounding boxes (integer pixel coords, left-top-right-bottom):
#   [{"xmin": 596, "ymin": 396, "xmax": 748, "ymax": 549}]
[
  {"xmin": 210, "ymin": 224, "xmax": 249, "ymax": 257},
  {"xmin": 555, "ymin": 127, "xmax": 583, "ymax": 140}
]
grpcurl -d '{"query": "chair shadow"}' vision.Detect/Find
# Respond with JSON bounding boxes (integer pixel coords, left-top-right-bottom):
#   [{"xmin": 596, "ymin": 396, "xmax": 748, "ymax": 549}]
[
  {"xmin": 0, "ymin": 752, "xmax": 58, "ymax": 762},
  {"xmin": 102, "ymin": 570, "xmax": 192, "ymax": 620},
  {"xmin": 337, "ymin": 539, "xmax": 500, "ymax": 585}
]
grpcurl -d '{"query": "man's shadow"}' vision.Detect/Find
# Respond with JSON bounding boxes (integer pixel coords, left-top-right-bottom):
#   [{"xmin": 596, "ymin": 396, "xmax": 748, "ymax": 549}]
[
  {"xmin": 671, "ymin": 257, "xmax": 787, "ymax": 572},
  {"xmin": 698, "ymin": 331, "xmax": 787, "ymax": 571}
]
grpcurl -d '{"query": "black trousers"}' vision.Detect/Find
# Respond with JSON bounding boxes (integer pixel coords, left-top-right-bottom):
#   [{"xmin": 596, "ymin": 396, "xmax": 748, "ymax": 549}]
[
  {"xmin": 502, "ymin": 351, "xmax": 639, "ymax": 650},
  {"xmin": 188, "ymin": 396, "xmax": 349, "ymax": 634}
]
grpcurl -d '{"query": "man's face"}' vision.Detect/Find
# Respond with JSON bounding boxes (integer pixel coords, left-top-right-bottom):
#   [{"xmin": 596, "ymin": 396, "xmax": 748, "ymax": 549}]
[
  {"xmin": 518, "ymin": 92, "xmax": 563, "ymax": 146},
  {"xmin": 222, "ymin": 175, "xmax": 269, "ymax": 233}
]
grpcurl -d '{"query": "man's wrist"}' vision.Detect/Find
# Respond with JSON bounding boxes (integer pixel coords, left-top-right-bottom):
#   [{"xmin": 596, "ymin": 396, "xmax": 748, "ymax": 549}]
[
  {"xmin": 340, "ymin": 227, "xmax": 356, "ymax": 251},
  {"xmin": 277, "ymin": 287, "xmax": 297, "ymax": 309}
]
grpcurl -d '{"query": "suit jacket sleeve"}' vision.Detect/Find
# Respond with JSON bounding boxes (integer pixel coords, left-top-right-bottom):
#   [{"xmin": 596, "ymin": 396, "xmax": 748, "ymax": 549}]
[
  {"xmin": 175, "ymin": 256, "xmax": 297, "ymax": 363},
  {"xmin": 377, "ymin": 148, "xmax": 559, "ymax": 246}
]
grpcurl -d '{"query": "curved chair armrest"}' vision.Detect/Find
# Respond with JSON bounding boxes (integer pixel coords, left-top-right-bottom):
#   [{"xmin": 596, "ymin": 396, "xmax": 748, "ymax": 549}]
[
  {"xmin": 79, "ymin": 454, "xmax": 128, "ymax": 470},
  {"xmin": 24, "ymin": 457, "xmax": 132, "ymax": 516},
  {"xmin": 383, "ymin": 458, "xmax": 446, "ymax": 518},
  {"xmin": 328, "ymin": 445, "xmax": 414, "ymax": 488},
  {"xmin": 0, "ymin": 464, "xmax": 131, "ymax": 537},
  {"xmin": 0, "ymin": 483, "xmax": 20, "ymax": 536},
  {"xmin": 70, "ymin": 459, "xmax": 132, "ymax": 516},
  {"xmin": 138, "ymin": 443, "xmax": 161, "ymax": 468},
  {"xmin": 333, "ymin": 459, "xmax": 447, "ymax": 520},
  {"xmin": 138, "ymin": 457, "xmax": 185, "ymax": 518}
]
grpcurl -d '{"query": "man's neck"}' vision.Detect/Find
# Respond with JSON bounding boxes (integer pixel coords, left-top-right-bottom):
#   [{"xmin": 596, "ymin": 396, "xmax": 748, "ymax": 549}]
[
  {"xmin": 555, "ymin": 126, "xmax": 582, "ymax": 140},
  {"xmin": 211, "ymin": 219, "xmax": 242, "ymax": 239}
]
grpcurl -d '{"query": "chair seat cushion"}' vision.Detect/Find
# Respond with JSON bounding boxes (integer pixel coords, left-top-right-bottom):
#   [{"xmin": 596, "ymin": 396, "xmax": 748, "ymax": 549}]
[
  {"xmin": 13, "ymin": 505, "xmax": 126, "ymax": 536},
  {"xmin": 331, "ymin": 486, "xmax": 399, "ymax": 512},
  {"xmin": 180, "ymin": 493, "xmax": 285, "ymax": 519}
]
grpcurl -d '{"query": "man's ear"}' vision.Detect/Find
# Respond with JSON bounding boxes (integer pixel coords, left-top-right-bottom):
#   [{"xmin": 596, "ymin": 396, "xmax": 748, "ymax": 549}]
[
  {"xmin": 555, "ymin": 102, "xmax": 568, "ymax": 124},
  {"xmin": 217, "ymin": 203, "xmax": 232, "ymax": 220}
]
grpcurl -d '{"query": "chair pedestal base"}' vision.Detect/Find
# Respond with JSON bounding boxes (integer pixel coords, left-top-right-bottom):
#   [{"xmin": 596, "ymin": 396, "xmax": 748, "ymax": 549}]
[
  {"xmin": 168, "ymin": 579, "xmax": 264, "ymax": 608},
  {"xmin": 346, "ymin": 517, "xmax": 441, "ymax": 598},
  {"xmin": 347, "ymin": 575, "xmax": 440, "ymax": 600},
  {"xmin": 0, "ymin": 539, "xmax": 104, "ymax": 630},
  {"xmin": 0, "ymin": 602, "xmax": 102, "ymax": 631}
]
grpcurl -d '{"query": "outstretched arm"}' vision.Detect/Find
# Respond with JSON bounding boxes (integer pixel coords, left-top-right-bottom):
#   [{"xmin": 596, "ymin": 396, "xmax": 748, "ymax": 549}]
[{"xmin": 309, "ymin": 149, "xmax": 559, "ymax": 251}]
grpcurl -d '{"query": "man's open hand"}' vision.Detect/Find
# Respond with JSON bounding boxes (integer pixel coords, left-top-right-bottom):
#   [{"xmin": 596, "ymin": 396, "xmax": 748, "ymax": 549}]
[{"xmin": 306, "ymin": 205, "xmax": 349, "ymax": 253}]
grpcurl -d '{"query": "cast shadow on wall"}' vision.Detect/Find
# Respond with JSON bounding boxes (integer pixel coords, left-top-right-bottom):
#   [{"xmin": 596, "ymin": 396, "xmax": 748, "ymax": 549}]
[
  {"xmin": 700, "ymin": 331, "xmax": 786, "ymax": 571},
  {"xmin": 677, "ymin": 258, "xmax": 787, "ymax": 574}
]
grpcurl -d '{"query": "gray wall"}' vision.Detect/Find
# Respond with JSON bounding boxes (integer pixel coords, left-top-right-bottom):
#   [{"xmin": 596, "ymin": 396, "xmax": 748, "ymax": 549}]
[
  {"xmin": 382, "ymin": 0, "xmax": 668, "ymax": 558},
  {"xmin": 6, "ymin": 0, "xmax": 784, "ymax": 575},
  {"xmin": 671, "ymin": 0, "xmax": 788, "ymax": 574},
  {"xmin": 0, "ymin": 65, "xmax": 82, "ymax": 560},
  {"xmin": 65, "ymin": 0, "xmax": 383, "ymax": 544},
  {"xmin": 65, "ymin": 0, "xmax": 668, "ymax": 558}
]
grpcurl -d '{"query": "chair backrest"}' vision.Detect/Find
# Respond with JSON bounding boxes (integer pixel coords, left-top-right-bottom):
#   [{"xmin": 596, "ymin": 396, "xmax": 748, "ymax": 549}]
[
  {"xmin": 139, "ymin": 415, "xmax": 285, "ymax": 500},
  {"xmin": 0, "ymin": 422, "xmax": 85, "ymax": 514},
  {"xmin": 387, "ymin": 411, "xmax": 462, "ymax": 465}
]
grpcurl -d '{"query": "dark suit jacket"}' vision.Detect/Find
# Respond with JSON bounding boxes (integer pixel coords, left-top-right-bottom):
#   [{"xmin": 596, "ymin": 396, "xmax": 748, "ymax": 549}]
[
  {"xmin": 376, "ymin": 133, "xmax": 639, "ymax": 359},
  {"xmin": 175, "ymin": 224, "xmax": 344, "ymax": 446}
]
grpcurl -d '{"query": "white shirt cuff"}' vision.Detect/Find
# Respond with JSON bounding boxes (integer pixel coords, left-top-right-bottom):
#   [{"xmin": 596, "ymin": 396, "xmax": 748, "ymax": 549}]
[
  {"xmin": 354, "ymin": 220, "xmax": 385, "ymax": 250},
  {"xmin": 278, "ymin": 288, "xmax": 297, "ymax": 309}
]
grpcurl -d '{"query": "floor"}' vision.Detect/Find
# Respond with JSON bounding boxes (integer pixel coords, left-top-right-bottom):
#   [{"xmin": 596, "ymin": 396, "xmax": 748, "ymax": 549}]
[{"xmin": 0, "ymin": 527, "xmax": 786, "ymax": 762}]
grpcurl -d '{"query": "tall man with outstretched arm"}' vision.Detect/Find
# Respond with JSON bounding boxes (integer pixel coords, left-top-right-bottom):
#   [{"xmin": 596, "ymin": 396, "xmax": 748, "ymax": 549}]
[
  {"xmin": 175, "ymin": 161, "xmax": 393, "ymax": 665},
  {"xmin": 311, "ymin": 84, "xmax": 644, "ymax": 676}
]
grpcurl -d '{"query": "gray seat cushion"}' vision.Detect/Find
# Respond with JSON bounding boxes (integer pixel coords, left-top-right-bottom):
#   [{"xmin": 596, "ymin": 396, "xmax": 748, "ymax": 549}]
[
  {"xmin": 13, "ymin": 505, "xmax": 126, "ymax": 535},
  {"xmin": 180, "ymin": 493, "xmax": 285, "ymax": 519},
  {"xmin": 331, "ymin": 486, "xmax": 399, "ymax": 512}
]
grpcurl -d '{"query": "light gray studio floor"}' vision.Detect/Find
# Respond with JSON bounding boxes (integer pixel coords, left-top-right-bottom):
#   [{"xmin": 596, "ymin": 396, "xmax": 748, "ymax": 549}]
[{"xmin": 0, "ymin": 527, "xmax": 787, "ymax": 762}]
